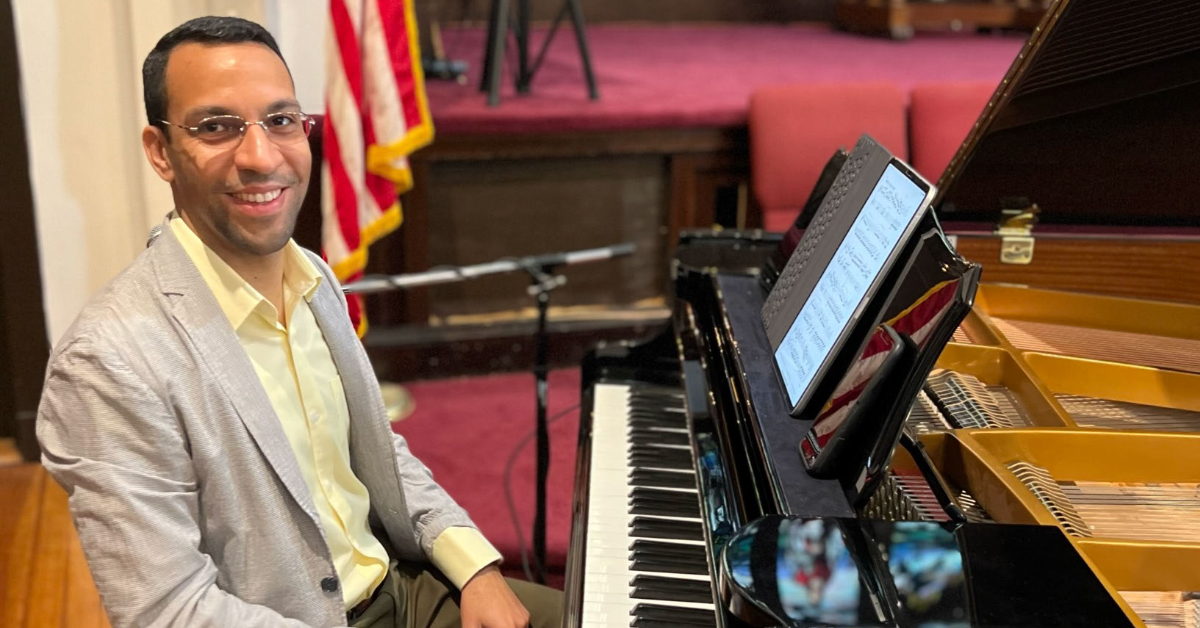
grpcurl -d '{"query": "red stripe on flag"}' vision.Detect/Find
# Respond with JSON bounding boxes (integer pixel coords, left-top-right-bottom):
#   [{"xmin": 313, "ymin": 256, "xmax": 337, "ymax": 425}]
[
  {"xmin": 373, "ymin": 0, "xmax": 422, "ymax": 130},
  {"xmin": 330, "ymin": 0, "xmax": 365, "ymax": 105},
  {"xmin": 891, "ymin": 281, "xmax": 957, "ymax": 338},
  {"xmin": 321, "ymin": 112, "xmax": 363, "ymax": 251},
  {"xmin": 357, "ymin": 109, "xmax": 396, "ymax": 211},
  {"xmin": 366, "ymin": 171, "xmax": 396, "ymax": 214}
]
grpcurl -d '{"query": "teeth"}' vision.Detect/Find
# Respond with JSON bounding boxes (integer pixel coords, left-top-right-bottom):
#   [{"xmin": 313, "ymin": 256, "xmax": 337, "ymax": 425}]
[{"xmin": 232, "ymin": 189, "xmax": 282, "ymax": 203}]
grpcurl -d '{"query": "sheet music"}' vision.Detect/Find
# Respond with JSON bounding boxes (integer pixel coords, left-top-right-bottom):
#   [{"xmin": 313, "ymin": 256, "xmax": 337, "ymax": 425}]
[{"xmin": 776, "ymin": 165, "xmax": 927, "ymax": 408}]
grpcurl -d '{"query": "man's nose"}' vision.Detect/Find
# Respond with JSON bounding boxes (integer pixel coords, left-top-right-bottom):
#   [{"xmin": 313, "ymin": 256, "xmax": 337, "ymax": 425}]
[{"xmin": 232, "ymin": 123, "xmax": 284, "ymax": 173}]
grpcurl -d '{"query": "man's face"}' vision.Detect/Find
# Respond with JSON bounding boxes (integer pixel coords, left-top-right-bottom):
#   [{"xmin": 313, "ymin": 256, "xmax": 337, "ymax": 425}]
[{"xmin": 149, "ymin": 42, "xmax": 310, "ymax": 258}]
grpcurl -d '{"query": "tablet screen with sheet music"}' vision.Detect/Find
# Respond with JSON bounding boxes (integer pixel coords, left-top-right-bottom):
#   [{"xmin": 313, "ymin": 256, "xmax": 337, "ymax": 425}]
[{"xmin": 774, "ymin": 162, "xmax": 931, "ymax": 412}]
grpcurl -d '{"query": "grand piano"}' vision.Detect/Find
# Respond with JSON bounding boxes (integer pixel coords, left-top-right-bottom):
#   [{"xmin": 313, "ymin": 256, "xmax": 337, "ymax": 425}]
[{"xmin": 564, "ymin": 0, "xmax": 1200, "ymax": 626}]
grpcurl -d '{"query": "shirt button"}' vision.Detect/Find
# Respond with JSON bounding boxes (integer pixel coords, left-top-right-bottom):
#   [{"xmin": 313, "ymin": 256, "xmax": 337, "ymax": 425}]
[
  {"xmin": 309, "ymin": 412, "xmax": 319, "ymax": 423},
  {"xmin": 321, "ymin": 576, "xmax": 339, "ymax": 592}
]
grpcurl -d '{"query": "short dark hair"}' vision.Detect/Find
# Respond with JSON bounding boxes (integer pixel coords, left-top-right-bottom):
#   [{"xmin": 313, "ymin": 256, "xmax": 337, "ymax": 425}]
[{"xmin": 142, "ymin": 16, "xmax": 290, "ymax": 131}]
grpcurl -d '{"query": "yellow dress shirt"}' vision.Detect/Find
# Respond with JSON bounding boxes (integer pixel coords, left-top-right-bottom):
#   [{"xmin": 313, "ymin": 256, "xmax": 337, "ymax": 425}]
[{"xmin": 171, "ymin": 216, "xmax": 500, "ymax": 609}]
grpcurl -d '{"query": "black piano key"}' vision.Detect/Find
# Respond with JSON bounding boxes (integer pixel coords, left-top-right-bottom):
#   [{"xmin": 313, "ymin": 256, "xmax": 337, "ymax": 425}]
[
  {"xmin": 630, "ymin": 488, "xmax": 699, "ymax": 504},
  {"xmin": 630, "ymin": 517, "xmax": 704, "ymax": 541},
  {"xmin": 630, "ymin": 576, "xmax": 714, "ymax": 604},
  {"xmin": 629, "ymin": 454, "xmax": 693, "ymax": 471},
  {"xmin": 630, "ymin": 574, "xmax": 712, "ymax": 590},
  {"xmin": 629, "ymin": 416, "xmax": 686, "ymax": 430},
  {"xmin": 629, "ymin": 540, "xmax": 707, "ymax": 561},
  {"xmin": 629, "ymin": 392, "xmax": 685, "ymax": 404},
  {"xmin": 628, "ymin": 496, "xmax": 698, "ymax": 512},
  {"xmin": 629, "ymin": 445, "xmax": 694, "ymax": 463},
  {"xmin": 629, "ymin": 387, "xmax": 684, "ymax": 400},
  {"xmin": 630, "ymin": 500, "xmax": 701, "ymax": 518},
  {"xmin": 630, "ymin": 574, "xmax": 712, "ymax": 591},
  {"xmin": 628, "ymin": 403, "xmax": 686, "ymax": 415},
  {"xmin": 630, "ymin": 469, "xmax": 696, "ymax": 490},
  {"xmin": 628, "ymin": 411, "xmax": 686, "ymax": 422},
  {"xmin": 631, "ymin": 604, "xmax": 717, "ymax": 626},
  {"xmin": 630, "ymin": 557, "xmax": 709, "ymax": 576},
  {"xmin": 630, "ymin": 620, "xmax": 703, "ymax": 628},
  {"xmin": 628, "ymin": 413, "xmax": 686, "ymax": 427},
  {"xmin": 628, "ymin": 494, "xmax": 700, "ymax": 511},
  {"xmin": 629, "ymin": 429, "xmax": 690, "ymax": 447},
  {"xmin": 628, "ymin": 432, "xmax": 687, "ymax": 448}
]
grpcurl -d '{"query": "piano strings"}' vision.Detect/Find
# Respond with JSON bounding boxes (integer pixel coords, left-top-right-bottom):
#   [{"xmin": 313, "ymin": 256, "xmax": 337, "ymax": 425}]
[
  {"xmin": 1059, "ymin": 395, "xmax": 1200, "ymax": 432},
  {"xmin": 990, "ymin": 317, "xmax": 1200, "ymax": 374},
  {"xmin": 1118, "ymin": 591, "xmax": 1200, "ymax": 628}
]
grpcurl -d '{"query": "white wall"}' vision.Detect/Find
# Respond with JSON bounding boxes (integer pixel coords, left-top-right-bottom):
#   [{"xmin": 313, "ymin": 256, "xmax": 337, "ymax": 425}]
[{"xmin": 14, "ymin": 0, "xmax": 326, "ymax": 344}]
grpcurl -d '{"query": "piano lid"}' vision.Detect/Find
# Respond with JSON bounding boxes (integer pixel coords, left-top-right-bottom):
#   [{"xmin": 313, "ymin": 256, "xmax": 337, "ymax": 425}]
[{"xmin": 934, "ymin": 0, "xmax": 1200, "ymax": 227}]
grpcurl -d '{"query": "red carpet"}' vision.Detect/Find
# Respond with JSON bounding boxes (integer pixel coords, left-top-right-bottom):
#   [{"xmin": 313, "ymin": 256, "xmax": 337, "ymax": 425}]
[
  {"xmin": 396, "ymin": 369, "xmax": 582, "ymax": 574},
  {"xmin": 427, "ymin": 24, "xmax": 1026, "ymax": 134}
]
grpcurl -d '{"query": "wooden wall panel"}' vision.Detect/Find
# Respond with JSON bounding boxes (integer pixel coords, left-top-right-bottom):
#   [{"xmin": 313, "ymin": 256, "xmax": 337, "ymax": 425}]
[{"xmin": 423, "ymin": 154, "xmax": 669, "ymax": 320}]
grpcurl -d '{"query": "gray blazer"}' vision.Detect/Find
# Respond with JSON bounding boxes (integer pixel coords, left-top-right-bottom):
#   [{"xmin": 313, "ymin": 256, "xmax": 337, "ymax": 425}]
[{"xmin": 37, "ymin": 221, "xmax": 476, "ymax": 628}]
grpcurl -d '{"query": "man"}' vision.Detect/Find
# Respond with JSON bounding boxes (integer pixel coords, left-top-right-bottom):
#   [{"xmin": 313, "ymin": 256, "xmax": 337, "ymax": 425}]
[{"xmin": 36, "ymin": 16, "xmax": 561, "ymax": 628}]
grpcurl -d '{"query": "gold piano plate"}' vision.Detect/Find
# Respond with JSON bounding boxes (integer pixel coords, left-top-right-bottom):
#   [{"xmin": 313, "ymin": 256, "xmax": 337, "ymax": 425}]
[
  {"xmin": 1022, "ymin": 353, "xmax": 1200, "ymax": 432},
  {"xmin": 971, "ymin": 284, "xmax": 1200, "ymax": 373},
  {"xmin": 935, "ymin": 284, "xmax": 1200, "ymax": 433}
]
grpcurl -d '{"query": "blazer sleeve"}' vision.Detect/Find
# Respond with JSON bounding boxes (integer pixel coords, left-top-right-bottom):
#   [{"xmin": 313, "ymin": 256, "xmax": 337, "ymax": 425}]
[{"xmin": 37, "ymin": 336, "xmax": 332, "ymax": 628}]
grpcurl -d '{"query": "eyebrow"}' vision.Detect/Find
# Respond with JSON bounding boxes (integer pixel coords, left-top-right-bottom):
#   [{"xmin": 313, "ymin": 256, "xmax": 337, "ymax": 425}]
[
  {"xmin": 181, "ymin": 99, "xmax": 303, "ymax": 122},
  {"xmin": 266, "ymin": 99, "xmax": 303, "ymax": 113},
  {"xmin": 182, "ymin": 105, "xmax": 237, "ymax": 121}
]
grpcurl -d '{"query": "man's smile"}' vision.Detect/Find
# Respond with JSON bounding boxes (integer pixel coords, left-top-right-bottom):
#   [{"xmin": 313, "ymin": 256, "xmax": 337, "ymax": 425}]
[
  {"xmin": 230, "ymin": 188, "xmax": 282, "ymax": 203},
  {"xmin": 225, "ymin": 185, "xmax": 290, "ymax": 216}
]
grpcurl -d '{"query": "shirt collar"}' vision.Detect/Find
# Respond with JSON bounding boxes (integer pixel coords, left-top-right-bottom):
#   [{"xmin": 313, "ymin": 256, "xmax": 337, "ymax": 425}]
[{"xmin": 170, "ymin": 213, "xmax": 323, "ymax": 330}]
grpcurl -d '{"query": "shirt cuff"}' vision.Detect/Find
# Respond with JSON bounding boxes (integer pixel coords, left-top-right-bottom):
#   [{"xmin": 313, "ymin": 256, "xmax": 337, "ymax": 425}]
[{"xmin": 430, "ymin": 527, "xmax": 503, "ymax": 590}]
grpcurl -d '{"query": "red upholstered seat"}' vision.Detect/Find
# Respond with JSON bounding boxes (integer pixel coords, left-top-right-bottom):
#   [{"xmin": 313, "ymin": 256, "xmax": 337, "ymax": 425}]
[
  {"xmin": 908, "ymin": 82, "xmax": 995, "ymax": 184},
  {"xmin": 749, "ymin": 83, "xmax": 907, "ymax": 232}
]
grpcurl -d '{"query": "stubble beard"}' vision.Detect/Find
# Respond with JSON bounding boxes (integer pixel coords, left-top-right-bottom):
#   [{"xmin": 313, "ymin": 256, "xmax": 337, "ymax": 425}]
[{"xmin": 210, "ymin": 195, "xmax": 302, "ymax": 257}]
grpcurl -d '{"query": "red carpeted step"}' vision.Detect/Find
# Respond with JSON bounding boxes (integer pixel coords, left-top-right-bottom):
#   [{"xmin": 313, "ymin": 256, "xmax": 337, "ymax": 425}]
[
  {"xmin": 396, "ymin": 369, "xmax": 582, "ymax": 574},
  {"xmin": 427, "ymin": 24, "xmax": 1025, "ymax": 135}
]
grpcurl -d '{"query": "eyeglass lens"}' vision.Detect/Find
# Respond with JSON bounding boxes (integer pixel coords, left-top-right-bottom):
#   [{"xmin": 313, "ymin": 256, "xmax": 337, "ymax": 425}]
[{"xmin": 192, "ymin": 113, "xmax": 310, "ymax": 144}]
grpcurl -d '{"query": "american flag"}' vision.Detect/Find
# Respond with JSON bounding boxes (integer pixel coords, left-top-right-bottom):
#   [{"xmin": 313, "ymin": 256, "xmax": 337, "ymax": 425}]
[
  {"xmin": 322, "ymin": 0, "xmax": 433, "ymax": 335},
  {"xmin": 810, "ymin": 279, "xmax": 958, "ymax": 447}
]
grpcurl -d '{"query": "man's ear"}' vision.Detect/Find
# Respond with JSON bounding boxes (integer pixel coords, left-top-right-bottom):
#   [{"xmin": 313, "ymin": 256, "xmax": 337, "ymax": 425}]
[{"xmin": 142, "ymin": 125, "xmax": 175, "ymax": 183}]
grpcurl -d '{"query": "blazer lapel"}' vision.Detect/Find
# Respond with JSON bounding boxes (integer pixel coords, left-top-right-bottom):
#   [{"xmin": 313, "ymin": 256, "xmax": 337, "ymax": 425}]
[
  {"xmin": 150, "ymin": 223, "xmax": 320, "ymax": 525},
  {"xmin": 305, "ymin": 282, "xmax": 398, "ymax": 481}
]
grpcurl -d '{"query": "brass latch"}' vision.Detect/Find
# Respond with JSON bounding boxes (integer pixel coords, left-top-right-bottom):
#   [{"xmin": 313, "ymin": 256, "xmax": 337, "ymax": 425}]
[{"xmin": 996, "ymin": 203, "xmax": 1039, "ymax": 265}]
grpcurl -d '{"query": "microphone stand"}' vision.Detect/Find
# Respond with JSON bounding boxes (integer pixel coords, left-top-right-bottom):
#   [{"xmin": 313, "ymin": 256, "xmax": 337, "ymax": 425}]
[
  {"xmin": 345, "ymin": 243, "xmax": 634, "ymax": 583},
  {"xmin": 523, "ymin": 262, "xmax": 565, "ymax": 583}
]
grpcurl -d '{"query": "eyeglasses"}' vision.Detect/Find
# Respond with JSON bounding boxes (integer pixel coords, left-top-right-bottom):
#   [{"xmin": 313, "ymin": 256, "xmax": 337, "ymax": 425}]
[{"xmin": 160, "ymin": 112, "xmax": 314, "ymax": 146}]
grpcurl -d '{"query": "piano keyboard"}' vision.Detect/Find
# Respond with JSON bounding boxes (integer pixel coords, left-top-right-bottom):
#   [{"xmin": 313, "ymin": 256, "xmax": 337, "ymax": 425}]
[{"xmin": 581, "ymin": 383, "xmax": 718, "ymax": 628}]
